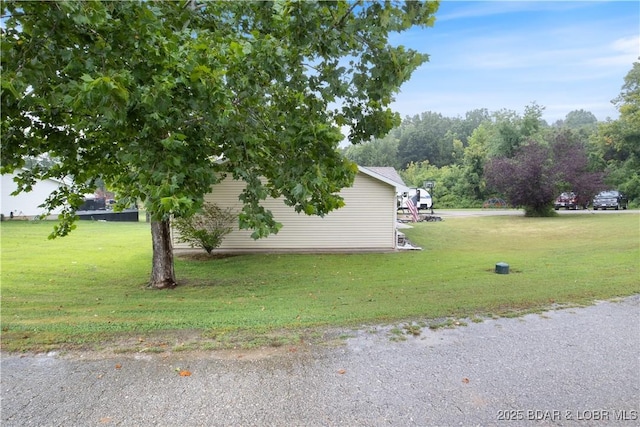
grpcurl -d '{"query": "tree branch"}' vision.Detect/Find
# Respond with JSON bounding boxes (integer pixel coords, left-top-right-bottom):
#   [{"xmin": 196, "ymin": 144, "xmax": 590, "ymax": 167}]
[{"xmin": 333, "ymin": 2, "xmax": 359, "ymax": 31}]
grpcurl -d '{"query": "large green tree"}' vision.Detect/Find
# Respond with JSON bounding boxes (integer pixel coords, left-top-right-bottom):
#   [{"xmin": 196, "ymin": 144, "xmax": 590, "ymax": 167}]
[
  {"xmin": 341, "ymin": 133, "xmax": 401, "ymax": 169},
  {"xmin": 486, "ymin": 103, "xmax": 547, "ymax": 158},
  {"xmin": 460, "ymin": 123, "xmax": 491, "ymax": 201},
  {"xmin": 590, "ymin": 60, "xmax": 640, "ymax": 203},
  {"xmin": 397, "ymin": 111, "xmax": 453, "ymax": 167},
  {"xmin": 1, "ymin": 0, "xmax": 438, "ymax": 288},
  {"xmin": 561, "ymin": 109, "xmax": 598, "ymax": 130}
]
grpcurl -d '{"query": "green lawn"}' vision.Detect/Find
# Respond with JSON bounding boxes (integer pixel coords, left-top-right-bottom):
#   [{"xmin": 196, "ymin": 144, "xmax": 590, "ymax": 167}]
[{"xmin": 1, "ymin": 213, "xmax": 638, "ymax": 352}]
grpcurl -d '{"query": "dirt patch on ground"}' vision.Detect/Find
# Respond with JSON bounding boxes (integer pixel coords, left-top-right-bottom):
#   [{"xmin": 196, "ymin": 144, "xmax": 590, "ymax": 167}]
[
  {"xmin": 6, "ymin": 326, "xmax": 348, "ymax": 362},
  {"xmin": 41, "ymin": 343, "xmax": 311, "ymax": 363}
]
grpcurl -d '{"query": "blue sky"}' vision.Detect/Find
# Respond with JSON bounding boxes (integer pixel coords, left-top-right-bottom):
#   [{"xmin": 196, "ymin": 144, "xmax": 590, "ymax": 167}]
[{"xmin": 388, "ymin": 1, "xmax": 640, "ymax": 124}]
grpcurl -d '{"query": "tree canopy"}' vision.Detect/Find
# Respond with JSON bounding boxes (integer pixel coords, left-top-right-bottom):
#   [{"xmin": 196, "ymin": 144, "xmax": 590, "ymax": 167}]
[
  {"xmin": 589, "ymin": 60, "xmax": 640, "ymax": 199},
  {"xmin": 1, "ymin": 0, "xmax": 439, "ymax": 288}
]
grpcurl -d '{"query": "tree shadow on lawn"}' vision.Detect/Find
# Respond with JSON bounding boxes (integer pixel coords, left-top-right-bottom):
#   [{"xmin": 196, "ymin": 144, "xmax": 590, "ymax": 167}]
[{"xmin": 176, "ymin": 252, "xmax": 241, "ymax": 261}]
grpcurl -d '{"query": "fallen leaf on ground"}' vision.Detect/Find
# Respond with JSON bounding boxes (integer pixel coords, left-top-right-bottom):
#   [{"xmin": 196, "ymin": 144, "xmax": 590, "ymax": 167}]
[
  {"xmin": 462, "ymin": 377, "xmax": 470, "ymax": 384},
  {"xmin": 179, "ymin": 370, "xmax": 192, "ymax": 377},
  {"xmin": 115, "ymin": 364, "xmax": 122, "ymax": 370}
]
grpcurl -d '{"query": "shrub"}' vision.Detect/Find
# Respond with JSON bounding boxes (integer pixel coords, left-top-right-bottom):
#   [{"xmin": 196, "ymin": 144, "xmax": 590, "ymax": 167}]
[
  {"xmin": 485, "ymin": 142, "xmax": 557, "ymax": 217},
  {"xmin": 173, "ymin": 203, "xmax": 236, "ymax": 254},
  {"xmin": 485, "ymin": 133, "xmax": 604, "ymax": 217}
]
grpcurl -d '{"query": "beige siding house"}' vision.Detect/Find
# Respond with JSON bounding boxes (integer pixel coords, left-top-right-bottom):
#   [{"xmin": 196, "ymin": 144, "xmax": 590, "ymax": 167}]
[{"xmin": 173, "ymin": 166, "xmax": 408, "ymax": 253}]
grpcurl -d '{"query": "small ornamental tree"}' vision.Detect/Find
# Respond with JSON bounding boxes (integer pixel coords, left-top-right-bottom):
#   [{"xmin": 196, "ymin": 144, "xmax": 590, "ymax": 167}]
[
  {"xmin": 173, "ymin": 203, "xmax": 236, "ymax": 255},
  {"xmin": 485, "ymin": 131, "xmax": 605, "ymax": 217},
  {"xmin": 485, "ymin": 141, "xmax": 556, "ymax": 217}
]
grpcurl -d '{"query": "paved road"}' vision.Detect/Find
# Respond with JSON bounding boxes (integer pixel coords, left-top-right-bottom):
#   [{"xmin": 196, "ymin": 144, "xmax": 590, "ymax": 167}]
[{"xmin": 2, "ymin": 295, "xmax": 638, "ymax": 426}]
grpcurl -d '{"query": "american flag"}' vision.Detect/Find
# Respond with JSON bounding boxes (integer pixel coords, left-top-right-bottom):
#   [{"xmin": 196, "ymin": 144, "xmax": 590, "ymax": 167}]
[{"xmin": 406, "ymin": 193, "xmax": 420, "ymax": 222}]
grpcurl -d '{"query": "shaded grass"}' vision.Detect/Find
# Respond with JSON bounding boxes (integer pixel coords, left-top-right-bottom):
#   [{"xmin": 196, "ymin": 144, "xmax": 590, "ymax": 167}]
[{"xmin": 1, "ymin": 213, "xmax": 638, "ymax": 352}]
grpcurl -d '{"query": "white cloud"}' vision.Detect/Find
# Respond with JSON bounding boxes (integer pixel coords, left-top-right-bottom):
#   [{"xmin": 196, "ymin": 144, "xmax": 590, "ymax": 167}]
[
  {"xmin": 383, "ymin": 1, "xmax": 638, "ymax": 125},
  {"xmin": 612, "ymin": 35, "xmax": 640, "ymax": 53},
  {"xmin": 435, "ymin": 1, "xmax": 586, "ymax": 22},
  {"xmin": 586, "ymin": 36, "xmax": 640, "ymax": 67}
]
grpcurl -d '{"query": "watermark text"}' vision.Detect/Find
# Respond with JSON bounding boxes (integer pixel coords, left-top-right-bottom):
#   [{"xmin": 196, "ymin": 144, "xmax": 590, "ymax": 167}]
[{"xmin": 497, "ymin": 409, "xmax": 638, "ymax": 422}]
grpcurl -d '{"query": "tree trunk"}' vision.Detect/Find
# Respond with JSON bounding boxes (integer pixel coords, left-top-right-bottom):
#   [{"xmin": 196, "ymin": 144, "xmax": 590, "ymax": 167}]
[{"xmin": 149, "ymin": 219, "xmax": 177, "ymax": 289}]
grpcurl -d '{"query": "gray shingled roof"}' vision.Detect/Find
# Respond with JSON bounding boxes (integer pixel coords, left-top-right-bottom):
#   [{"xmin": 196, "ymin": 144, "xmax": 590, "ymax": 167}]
[{"xmin": 360, "ymin": 166, "xmax": 406, "ymax": 187}]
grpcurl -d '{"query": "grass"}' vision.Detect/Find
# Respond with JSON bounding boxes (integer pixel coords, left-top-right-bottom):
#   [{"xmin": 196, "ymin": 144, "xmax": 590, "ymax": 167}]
[{"xmin": 1, "ymin": 212, "xmax": 638, "ymax": 353}]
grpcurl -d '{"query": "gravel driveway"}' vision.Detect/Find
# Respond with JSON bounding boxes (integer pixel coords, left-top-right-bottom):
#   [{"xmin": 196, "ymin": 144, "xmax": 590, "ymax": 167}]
[{"xmin": 2, "ymin": 295, "xmax": 638, "ymax": 426}]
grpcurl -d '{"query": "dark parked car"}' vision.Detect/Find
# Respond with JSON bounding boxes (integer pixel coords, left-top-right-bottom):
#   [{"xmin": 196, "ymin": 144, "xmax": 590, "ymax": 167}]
[
  {"xmin": 554, "ymin": 192, "xmax": 578, "ymax": 210},
  {"xmin": 592, "ymin": 190, "xmax": 629, "ymax": 210}
]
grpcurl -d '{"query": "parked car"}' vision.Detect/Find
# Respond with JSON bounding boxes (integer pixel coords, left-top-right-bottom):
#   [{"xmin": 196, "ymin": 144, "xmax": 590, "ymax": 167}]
[
  {"xmin": 592, "ymin": 190, "xmax": 629, "ymax": 210},
  {"xmin": 554, "ymin": 192, "xmax": 578, "ymax": 210}
]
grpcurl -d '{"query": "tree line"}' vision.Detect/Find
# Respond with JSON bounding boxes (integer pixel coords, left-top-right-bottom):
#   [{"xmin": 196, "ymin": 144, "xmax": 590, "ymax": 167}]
[{"xmin": 342, "ymin": 61, "xmax": 639, "ymax": 214}]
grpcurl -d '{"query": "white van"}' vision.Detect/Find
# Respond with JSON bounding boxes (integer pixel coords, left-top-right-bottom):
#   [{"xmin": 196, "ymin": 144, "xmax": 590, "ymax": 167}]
[{"xmin": 398, "ymin": 188, "xmax": 433, "ymax": 210}]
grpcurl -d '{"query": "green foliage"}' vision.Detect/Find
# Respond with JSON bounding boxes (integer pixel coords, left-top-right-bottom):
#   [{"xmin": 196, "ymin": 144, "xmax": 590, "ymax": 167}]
[
  {"xmin": 173, "ymin": 203, "xmax": 236, "ymax": 254},
  {"xmin": 382, "ymin": 108, "xmax": 493, "ymax": 170},
  {"xmin": 399, "ymin": 161, "xmax": 478, "ymax": 208},
  {"xmin": 397, "ymin": 111, "xmax": 457, "ymax": 167},
  {"xmin": 614, "ymin": 59, "xmax": 640, "ymax": 129},
  {"xmin": 400, "ymin": 160, "xmax": 436, "ymax": 188},
  {"xmin": 342, "ymin": 134, "xmax": 401, "ymax": 169},
  {"xmin": 589, "ymin": 60, "xmax": 640, "ymax": 205},
  {"xmin": 2, "ymin": 0, "xmax": 438, "ymax": 228},
  {"xmin": 486, "ymin": 103, "xmax": 547, "ymax": 158},
  {"xmin": 561, "ymin": 109, "xmax": 598, "ymax": 130},
  {"xmin": 460, "ymin": 124, "xmax": 491, "ymax": 201}
]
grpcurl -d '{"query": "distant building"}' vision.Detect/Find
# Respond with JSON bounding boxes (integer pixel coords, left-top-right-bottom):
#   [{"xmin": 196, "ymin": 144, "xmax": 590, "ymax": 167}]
[{"xmin": 1, "ymin": 169, "xmax": 70, "ymax": 219}]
